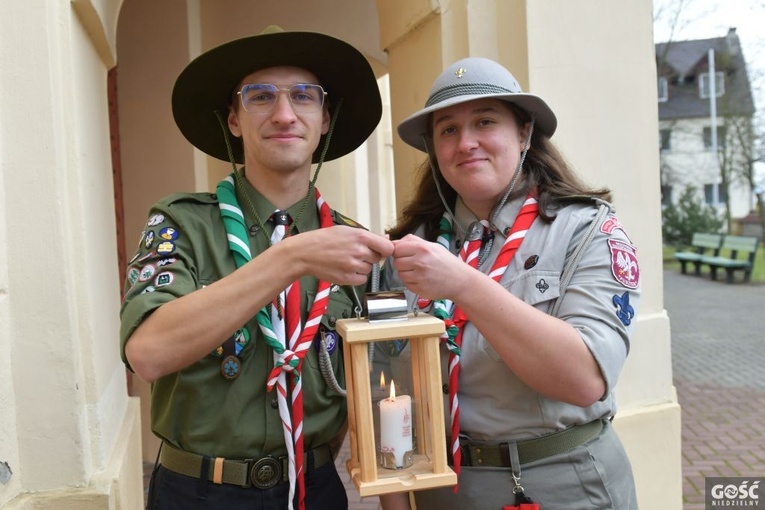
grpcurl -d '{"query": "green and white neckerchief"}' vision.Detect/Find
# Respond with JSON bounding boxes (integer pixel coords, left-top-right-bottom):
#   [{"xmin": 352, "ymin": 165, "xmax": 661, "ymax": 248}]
[{"xmin": 216, "ymin": 173, "xmax": 333, "ymax": 510}]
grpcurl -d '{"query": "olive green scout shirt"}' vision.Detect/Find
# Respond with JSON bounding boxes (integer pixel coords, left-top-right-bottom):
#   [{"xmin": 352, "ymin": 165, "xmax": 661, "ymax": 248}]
[{"xmin": 120, "ymin": 179, "xmax": 364, "ymax": 460}]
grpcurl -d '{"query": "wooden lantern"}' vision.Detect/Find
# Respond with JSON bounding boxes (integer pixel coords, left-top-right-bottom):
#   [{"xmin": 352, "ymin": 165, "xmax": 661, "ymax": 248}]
[{"xmin": 336, "ymin": 313, "xmax": 457, "ymax": 497}]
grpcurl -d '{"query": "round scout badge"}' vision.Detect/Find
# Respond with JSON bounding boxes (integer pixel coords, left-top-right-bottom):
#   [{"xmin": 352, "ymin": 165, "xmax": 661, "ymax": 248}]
[{"xmin": 218, "ymin": 328, "xmax": 249, "ymax": 380}]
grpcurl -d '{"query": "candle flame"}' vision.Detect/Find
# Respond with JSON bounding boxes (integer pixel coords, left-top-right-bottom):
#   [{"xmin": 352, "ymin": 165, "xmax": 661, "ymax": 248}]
[
  {"xmin": 379, "ymin": 372, "xmax": 386, "ymax": 391},
  {"xmin": 390, "ymin": 380, "xmax": 396, "ymax": 401}
]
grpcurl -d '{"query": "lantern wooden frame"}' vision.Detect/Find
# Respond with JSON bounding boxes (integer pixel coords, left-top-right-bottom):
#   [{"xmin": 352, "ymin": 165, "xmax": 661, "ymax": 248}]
[{"xmin": 336, "ymin": 314, "xmax": 457, "ymax": 497}]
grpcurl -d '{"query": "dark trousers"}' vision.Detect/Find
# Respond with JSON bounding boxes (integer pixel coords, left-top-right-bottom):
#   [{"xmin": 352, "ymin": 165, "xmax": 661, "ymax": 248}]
[{"xmin": 146, "ymin": 460, "xmax": 349, "ymax": 510}]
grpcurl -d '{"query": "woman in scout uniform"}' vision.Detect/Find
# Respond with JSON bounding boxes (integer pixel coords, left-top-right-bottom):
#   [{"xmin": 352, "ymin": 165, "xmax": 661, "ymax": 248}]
[
  {"xmin": 120, "ymin": 27, "xmax": 393, "ymax": 510},
  {"xmin": 382, "ymin": 57, "xmax": 640, "ymax": 509}
]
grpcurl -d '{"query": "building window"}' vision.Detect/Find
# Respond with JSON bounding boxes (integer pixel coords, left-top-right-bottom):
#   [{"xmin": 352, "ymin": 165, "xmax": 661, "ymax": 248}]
[
  {"xmin": 661, "ymin": 185, "xmax": 673, "ymax": 207},
  {"xmin": 658, "ymin": 77, "xmax": 668, "ymax": 102},
  {"xmin": 703, "ymin": 126, "xmax": 726, "ymax": 149},
  {"xmin": 704, "ymin": 183, "xmax": 728, "ymax": 205},
  {"xmin": 660, "ymin": 128, "xmax": 672, "ymax": 151},
  {"xmin": 699, "ymin": 71, "xmax": 725, "ymax": 99}
]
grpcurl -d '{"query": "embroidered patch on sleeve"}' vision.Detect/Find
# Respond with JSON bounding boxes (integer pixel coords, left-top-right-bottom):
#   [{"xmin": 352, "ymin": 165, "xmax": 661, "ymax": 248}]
[
  {"xmin": 144, "ymin": 230, "xmax": 155, "ymax": 249},
  {"xmin": 138, "ymin": 264, "xmax": 156, "ymax": 282},
  {"xmin": 612, "ymin": 291, "xmax": 635, "ymax": 326},
  {"xmin": 157, "ymin": 257, "xmax": 177, "ymax": 267},
  {"xmin": 156, "ymin": 241, "xmax": 176, "ymax": 254},
  {"xmin": 608, "ymin": 239, "xmax": 639, "ymax": 289},
  {"xmin": 154, "ymin": 272, "xmax": 174, "ymax": 287},
  {"xmin": 159, "ymin": 227, "xmax": 179, "ymax": 240},
  {"xmin": 147, "ymin": 214, "xmax": 165, "ymax": 227},
  {"xmin": 127, "ymin": 267, "xmax": 140, "ymax": 286},
  {"xmin": 600, "ymin": 216, "xmax": 633, "ymax": 243}
]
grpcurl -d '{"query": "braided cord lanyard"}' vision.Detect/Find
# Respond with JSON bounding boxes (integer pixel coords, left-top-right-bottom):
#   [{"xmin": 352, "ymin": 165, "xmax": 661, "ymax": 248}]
[
  {"xmin": 431, "ymin": 193, "xmax": 539, "ymax": 491},
  {"xmin": 216, "ymin": 178, "xmax": 332, "ymax": 510}
]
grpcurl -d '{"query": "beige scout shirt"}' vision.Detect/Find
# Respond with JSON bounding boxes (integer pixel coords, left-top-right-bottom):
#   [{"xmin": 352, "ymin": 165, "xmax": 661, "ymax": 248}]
[{"xmin": 384, "ymin": 193, "xmax": 640, "ymax": 441}]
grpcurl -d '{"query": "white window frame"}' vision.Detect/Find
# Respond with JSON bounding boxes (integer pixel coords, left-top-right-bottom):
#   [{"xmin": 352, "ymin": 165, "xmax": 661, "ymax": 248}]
[
  {"xmin": 703, "ymin": 126, "xmax": 726, "ymax": 150},
  {"xmin": 699, "ymin": 72, "xmax": 724, "ymax": 99}
]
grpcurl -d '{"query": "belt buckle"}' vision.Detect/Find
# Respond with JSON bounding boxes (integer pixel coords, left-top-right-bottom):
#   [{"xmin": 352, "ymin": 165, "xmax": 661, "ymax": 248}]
[{"xmin": 249, "ymin": 456, "xmax": 282, "ymax": 489}]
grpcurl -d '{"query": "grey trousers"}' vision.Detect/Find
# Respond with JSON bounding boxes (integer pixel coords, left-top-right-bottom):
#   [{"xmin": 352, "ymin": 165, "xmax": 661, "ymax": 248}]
[{"xmin": 414, "ymin": 420, "xmax": 638, "ymax": 510}]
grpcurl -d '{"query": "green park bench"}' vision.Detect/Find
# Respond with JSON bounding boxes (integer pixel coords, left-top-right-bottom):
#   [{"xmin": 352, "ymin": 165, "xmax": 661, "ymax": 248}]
[
  {"xmin": 700, "ymin": 235, "xmax": 760, "ymax": 283},
  {"xmin": 673, "ymin": 232, "xmax": 723, "ymax": 277}
]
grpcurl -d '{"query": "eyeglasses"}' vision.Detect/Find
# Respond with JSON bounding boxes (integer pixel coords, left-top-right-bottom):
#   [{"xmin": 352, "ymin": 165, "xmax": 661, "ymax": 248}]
[{"xmin": 237, "ymin": 83, "xmax": 327, "ymax": 114}]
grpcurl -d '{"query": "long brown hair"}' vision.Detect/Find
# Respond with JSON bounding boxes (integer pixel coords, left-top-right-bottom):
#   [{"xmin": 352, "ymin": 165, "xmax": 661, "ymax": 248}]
[{"xmin": 386, "ymin": 102, "xmax": 612, "ymax": 241}]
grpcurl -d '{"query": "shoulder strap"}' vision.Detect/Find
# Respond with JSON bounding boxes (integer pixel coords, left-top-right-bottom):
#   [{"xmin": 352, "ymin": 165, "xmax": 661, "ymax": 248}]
[
  {"xmin": 331, "ymin": 209, "xmax": 367, "ymax": 229},
  {"xmin": 548, "ymin": 199, "xmax": 612, "ymax": 317}
]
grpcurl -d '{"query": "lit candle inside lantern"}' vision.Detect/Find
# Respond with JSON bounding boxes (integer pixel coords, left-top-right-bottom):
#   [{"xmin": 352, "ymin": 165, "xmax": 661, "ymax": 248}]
[
  {"xmin": 379, "ymin": 380, "xmax": 412, "ymax": 468},
  {"xmin": 378, "ymin": 372, "xmax": 387, "ymax": 397}
]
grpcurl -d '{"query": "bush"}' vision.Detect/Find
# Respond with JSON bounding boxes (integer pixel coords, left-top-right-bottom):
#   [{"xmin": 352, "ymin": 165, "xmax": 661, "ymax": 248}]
[{"xmin": 662, "ymin": 186, "xmax": 723, "ymax": 247}]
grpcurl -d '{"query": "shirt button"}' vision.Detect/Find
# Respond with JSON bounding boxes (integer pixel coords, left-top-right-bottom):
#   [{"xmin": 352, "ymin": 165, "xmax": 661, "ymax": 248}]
[
  {"xmin": 442, "ymin": 384, "xmax": 449, "ymax": 394},
  {"xmin": 270, "ymin": 398, "xmax": 278, "ymax": 409},
  {"xmin": 328, "ymin": 316, "xmax": 337, "ymax": 327},
  {"xmin": 249, "ymin": 225, "xmax": 260, "ymax": 236}
]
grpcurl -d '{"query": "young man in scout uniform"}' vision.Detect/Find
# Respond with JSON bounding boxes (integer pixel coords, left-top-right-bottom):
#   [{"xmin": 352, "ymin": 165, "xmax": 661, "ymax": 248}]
[{"xmin": 120, "ymin": 27, "xmax": 394, "ymax": 510}]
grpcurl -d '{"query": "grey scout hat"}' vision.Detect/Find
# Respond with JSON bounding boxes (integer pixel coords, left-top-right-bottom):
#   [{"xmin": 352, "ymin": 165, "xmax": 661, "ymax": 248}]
[{"xmin": 397, "ymin": 57, "xmax": 557, "ymax": 152}]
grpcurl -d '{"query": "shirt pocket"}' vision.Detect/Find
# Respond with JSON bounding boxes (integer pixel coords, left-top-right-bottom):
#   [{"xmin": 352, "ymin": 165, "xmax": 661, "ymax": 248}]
[{"xmin": 477, "ymin": 271, "xmax": 562, "ymax": 362}]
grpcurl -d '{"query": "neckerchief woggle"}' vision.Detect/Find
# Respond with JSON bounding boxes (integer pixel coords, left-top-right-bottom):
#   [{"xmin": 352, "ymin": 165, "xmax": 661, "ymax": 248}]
[
  {"xmin": 217, "ymin": 173, "xmax": 333, "ymax": 510},
  {"xmin": 430, "ymin": 192, "xmax": 539, "ymax": 494}
]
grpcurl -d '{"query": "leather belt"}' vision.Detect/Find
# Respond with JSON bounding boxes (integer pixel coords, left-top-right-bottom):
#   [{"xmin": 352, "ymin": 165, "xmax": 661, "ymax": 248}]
[
  {"xmin": 159, "ymin": 442, "xmax": 333, "ymax": 489},
  {"xmin": 449, "ymin": 419, "xmax": 604, "ymax": 467}
]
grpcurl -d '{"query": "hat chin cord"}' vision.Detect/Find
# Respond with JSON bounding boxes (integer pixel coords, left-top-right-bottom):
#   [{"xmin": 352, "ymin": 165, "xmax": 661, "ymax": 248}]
[
  {"xmin": 213, "ymin": 99, "xmax": 344, "ymax": 238},
  {"xmin": 423, "ymin": 115, "xmax": 535, "ymax": 264},
  {"xmin": 212, "ymin": 104, "xmax": 350, "ymax": 397}
]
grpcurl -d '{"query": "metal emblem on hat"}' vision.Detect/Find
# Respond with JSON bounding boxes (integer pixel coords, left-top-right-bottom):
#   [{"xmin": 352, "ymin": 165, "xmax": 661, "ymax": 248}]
[{"xmin": 455, "ymin": 67, "xmax": 467, "ymax": 78}]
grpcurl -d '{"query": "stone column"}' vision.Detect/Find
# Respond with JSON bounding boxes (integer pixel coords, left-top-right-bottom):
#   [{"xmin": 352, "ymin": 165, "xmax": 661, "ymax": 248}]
[{"xmin": 0, "ymin": 1, "xmax": 143, "ymax": 508}]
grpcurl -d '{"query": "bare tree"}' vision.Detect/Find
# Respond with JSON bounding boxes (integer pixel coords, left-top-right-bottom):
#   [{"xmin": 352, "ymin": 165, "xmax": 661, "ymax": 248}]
[{"xmin": 655, "ymin": 0, "xmax": 765, "ymax": 238}]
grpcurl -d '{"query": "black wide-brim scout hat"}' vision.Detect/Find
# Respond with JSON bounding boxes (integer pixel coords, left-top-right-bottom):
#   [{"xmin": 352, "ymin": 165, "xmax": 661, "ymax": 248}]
[
  {"xmin": 398, "ymin": 57, "xmax": 557, "ymax": 152},
  {"xmin": 172, "ymin": 26, "xmax": 382, "ymax": 164}
]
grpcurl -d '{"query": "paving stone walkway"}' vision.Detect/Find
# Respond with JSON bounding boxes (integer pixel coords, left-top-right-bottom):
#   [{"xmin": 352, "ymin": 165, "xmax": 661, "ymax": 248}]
[{"xmin": 663, "ymin": 268, "xmax": 765, "ymax": 509}]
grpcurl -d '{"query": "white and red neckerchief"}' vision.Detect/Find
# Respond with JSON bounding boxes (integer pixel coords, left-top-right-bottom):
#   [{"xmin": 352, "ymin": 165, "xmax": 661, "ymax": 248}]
[{"xmin": 431, "ymin": 192, "xmax": 539, "ymax": 489}]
